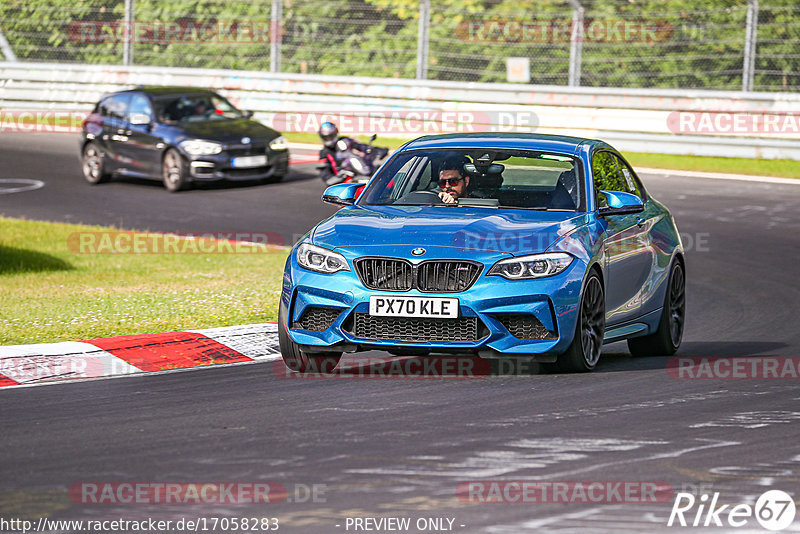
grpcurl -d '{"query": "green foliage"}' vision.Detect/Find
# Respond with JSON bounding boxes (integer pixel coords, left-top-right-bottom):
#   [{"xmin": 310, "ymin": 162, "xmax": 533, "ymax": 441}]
[{"xmin": 0, "ymin": 0, "xmax": 797, "ymax": 90}]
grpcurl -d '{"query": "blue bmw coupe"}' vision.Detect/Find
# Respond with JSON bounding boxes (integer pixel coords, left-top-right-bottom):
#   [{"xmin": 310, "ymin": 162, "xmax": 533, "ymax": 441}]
[{"xmin": 279, "ymin": 133, "xmax": 685, "ymax": 373}]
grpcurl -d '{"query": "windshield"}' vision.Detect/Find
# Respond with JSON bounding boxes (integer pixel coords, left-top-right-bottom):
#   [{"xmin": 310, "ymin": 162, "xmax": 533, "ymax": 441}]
[
  {"xmin": 156, "ymin": 94, "xmax": 244, "ymax": 123},
  {"xmin": 359, "ymin": 148, "xmax": 585, "ymax": 211}
]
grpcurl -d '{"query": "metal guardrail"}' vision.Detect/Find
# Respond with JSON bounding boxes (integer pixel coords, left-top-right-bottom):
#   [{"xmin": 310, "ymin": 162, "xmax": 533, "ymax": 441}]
[{"xmin": 2, "ymin": 62, "xmax": 799, "ymax": 160}]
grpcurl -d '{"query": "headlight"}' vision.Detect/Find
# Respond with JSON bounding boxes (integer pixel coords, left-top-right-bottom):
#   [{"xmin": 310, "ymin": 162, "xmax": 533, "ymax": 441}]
[
  {"xmin": 487, "ymin": 252, "xmax": 573, "ymax": 280},
  {"xmin": 179, "ymin": 139, "xmax": 222, "ymax": 155},
  {"xmin": 296, "ymin": 243, "xmax": 350, "ymax": 274},
  {"xmin": 269, "ymin": 136, "xmax": 288, "ymax": 151}
]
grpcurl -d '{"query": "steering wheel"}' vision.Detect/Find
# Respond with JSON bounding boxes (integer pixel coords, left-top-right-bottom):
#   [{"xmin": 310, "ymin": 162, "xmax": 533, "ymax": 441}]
[{"xmin": 395, "ymin": 190, "xmax": 445, "ymax": 205}]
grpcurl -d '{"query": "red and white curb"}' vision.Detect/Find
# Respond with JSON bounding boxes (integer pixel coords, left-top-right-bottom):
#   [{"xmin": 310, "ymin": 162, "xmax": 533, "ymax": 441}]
[{"xmin": 0, "ymin": 323, "xmax": 280, "ymax": 389}]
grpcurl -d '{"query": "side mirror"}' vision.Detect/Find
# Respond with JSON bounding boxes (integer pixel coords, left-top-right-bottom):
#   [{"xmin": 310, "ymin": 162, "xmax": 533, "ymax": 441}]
[
  {"xmin": 368, "ymin": 134, "xmax": 377, "ymax": 143},
  {"xmin": 322, "ymin": 183, "xmax": 362, "ymax": 206},
  {"xmin": 129, "ymin": 113, "xmax": 151, "ymax": 125},
  {"xmin": 597, "ymin": 190, "xmax": 644, "ymax": 216},
  {"xmin": 242, "ymin": 110, "xmax": 254, "ymax": 119}
]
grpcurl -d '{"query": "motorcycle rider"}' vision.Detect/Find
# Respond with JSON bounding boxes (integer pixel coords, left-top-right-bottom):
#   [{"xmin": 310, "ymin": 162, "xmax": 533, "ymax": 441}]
[{"xmin": 317, "ymin": 122, "xmax": 388, "ymax": 185}]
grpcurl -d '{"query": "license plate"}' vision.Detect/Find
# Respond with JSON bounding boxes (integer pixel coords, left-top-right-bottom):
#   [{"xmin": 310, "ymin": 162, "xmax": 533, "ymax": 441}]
[
  {"xmin": 369, "ymin": 296, "xmax": 459, "ymax": 318},
  {"xmin": 231, "ymin": 155, "xmax": 267, "ymax": 168}
]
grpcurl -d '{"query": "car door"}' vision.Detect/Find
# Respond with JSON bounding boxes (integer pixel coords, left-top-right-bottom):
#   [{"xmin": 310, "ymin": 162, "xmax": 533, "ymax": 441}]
[
  {"xmin": 593, "ymin": 150, "xmax": 654, "ymax": 326},
  {"xmin": 117, "ymin": 92, "xmax": 162, "ymax": 177},
  {"xmin": 103, "ymin": 93, "xmax": 132, "ymax": 170}
]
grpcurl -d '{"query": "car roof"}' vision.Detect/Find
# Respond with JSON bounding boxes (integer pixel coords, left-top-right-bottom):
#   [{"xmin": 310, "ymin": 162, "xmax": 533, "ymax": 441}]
[
  {"xmin": 401, "ymin": 132, "xmax": 612, "ymax": 155},
  {"xmin": 115, "ymin": 86, "xmax": 220, "ymax": 97}
]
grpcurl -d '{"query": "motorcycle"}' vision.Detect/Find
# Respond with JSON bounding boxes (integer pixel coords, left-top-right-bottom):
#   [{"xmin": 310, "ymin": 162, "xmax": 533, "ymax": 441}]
[{"xmin": 319, "ymin": 134, "xmax": 390, "ymax": 186}]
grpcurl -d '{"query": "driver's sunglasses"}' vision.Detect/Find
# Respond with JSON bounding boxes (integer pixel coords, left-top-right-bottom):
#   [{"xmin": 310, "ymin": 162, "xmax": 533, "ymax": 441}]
[{"xmin": 438, "ymin": 177, "xmax": 463, "ymax": 187}]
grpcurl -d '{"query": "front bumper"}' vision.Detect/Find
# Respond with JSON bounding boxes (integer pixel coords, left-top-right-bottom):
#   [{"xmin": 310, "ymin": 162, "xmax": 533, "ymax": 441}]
[
  {"xmin": 281, "ymin": 250, "xmax": 586, "ymax": 357},
  {"xmin": 186, "ymin": 148, "xmax": 289, "ymax": 181}
]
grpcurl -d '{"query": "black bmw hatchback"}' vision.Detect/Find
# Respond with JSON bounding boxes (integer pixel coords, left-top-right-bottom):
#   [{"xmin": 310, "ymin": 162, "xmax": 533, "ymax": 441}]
[{"xmin": 80, "ymin": 86, "xmax": 289, "ymax": 191}]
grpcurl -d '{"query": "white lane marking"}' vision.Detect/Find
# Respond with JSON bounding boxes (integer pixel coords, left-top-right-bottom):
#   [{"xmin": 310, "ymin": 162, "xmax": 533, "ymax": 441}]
[
  {"xmin": 347, "ymin": 439, "xmax": 668, "ymax": 479},
  {"xmin": 638, "ymin": 167, "xmax": 800, "ymax": 185},
  {"xmin": 509, "ymin": 438, "xmax": 665, "ymax": 452},
  {"xmin": 0, "ymin": 341, "xmax": 140, "ymax": 384},
  {"xmin": 691, "ymin": 411, "xmax": 800, "ymax": 429},
  {"xmin": 0, "ymin": 178, "xmax": 44, "ymax": 194},
  {"xmin": 527, "ymin": 439, "xmax": 739, "ymax": 481}
]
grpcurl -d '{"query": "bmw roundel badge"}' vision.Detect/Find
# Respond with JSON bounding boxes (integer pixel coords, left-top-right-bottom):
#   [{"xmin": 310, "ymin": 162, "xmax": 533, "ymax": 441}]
[{"xmin": 412, "ymin": 248, "xmax": 425, "ymax": 256}]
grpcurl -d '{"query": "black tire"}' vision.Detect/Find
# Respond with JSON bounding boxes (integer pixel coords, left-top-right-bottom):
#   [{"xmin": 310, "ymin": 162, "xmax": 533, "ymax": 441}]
[
  {"xmin": 554, "ymin": 271, "xmax": 605, "ymax": 373},
  {"xmin": 628, "ymin": 260, "xmax": 685, "ymax": 357},
  {"xmin": 162, "ymin": 148, "xmax": 190, "ymax": 192},
  {"xmin": 278, "ymin": 305, "xmax": 342, "ymax": 374},
  {"xmin": 82, "ymin": 142, "xmax": 111, "ymax": 184}
]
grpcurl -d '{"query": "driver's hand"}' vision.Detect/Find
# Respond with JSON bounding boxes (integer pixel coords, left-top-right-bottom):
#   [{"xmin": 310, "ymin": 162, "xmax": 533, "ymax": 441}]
[{"xmin": 438, "ymin": 191, "xmax": 457, "ymax": 204}]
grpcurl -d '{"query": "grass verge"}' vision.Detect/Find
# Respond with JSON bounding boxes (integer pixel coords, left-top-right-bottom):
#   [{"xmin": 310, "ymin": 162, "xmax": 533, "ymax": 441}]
[
  {"xmin": 284, "ymin": 132, "xmax": 800, "ymax": 179},
  {"xmin": 0, "ymin": 217, "xmax": 288, "ymax": 345}
]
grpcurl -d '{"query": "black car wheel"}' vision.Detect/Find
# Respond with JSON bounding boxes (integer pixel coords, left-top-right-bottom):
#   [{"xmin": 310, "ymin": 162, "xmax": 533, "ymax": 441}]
[
  {"xmin": 162, "ymin": 148, "xmax": 190, "ymax": 192},
  {"xmin": 278, "ymin": 305, "xmax": 342, "ymax": 374},
  {"xmin": 82, "ymin": 142, "xmax": 110, "ymax": 184},
  {"xmin": 628, "ymin": 260, "xmax": 685, "ymax": 357},
  {"xmin": 555, "ymin": 271, "xmax": 605, "ymax": 373}
]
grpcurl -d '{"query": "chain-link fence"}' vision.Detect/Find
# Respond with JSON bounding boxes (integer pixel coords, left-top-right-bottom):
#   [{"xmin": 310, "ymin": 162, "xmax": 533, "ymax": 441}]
[{"xmin": 0, "ymin": 0, "xmax": 798, "ymax": 91}]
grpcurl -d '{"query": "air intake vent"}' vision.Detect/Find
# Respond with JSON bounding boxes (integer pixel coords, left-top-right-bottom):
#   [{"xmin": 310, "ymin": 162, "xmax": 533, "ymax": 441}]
[
  {"xmin": 496, "ymin": 314, "xmax": 555, "ymax": 340},
  {"xmin": 354, "ymin": 258, "xmax": 413, "ymax": 291},
  {"xmin": 354, "ymin": 258, "xmax": 482, "ymax": 293},
  {"xmin": 348, "ymin": 313, "xmax": 483, "ymax": 342},
  {"xmin": 295, "ymin": 306, "xmax": 342, "ymax": 332}
]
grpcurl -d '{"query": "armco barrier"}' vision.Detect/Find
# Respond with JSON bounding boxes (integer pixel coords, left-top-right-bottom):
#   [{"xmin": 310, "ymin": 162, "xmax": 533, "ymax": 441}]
[{"xmin": 2, "ymin": 62, "xmax": 800, "ymax": 159}]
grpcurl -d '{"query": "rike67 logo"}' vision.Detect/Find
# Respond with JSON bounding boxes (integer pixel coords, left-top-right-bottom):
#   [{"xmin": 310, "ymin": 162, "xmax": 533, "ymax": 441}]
[{"xmin": 668, "ymin": 490, "xmax": 796, "ymax": 531}]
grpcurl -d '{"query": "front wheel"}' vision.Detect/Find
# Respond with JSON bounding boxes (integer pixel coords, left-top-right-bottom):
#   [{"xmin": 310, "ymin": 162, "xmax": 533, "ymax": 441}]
[
  {"xmin": 278, "ymin": 305, "xmax": 342, "ymax": 374},
  {"xmin": 162, "ymin": 148, "xmax": 190, "ymax": 192},
  {"xmin": 628, "ymin": 260, "xmax": 685, "ymax": 357},
  {"xmin": 554, "ymin": 272, "xmax": 605, "ymax": 373}
]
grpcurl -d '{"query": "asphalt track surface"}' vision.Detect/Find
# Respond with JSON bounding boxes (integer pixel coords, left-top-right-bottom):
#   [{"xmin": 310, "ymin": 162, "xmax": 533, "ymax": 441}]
[{"xmin": 2, "ymin": 133, "xmax": 800, "ymax": 533}]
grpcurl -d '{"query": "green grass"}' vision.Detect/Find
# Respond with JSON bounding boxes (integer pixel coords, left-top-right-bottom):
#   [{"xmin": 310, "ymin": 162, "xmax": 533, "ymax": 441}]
[
  {"xmin": 0, "ymin": 217, "xmax": 289, "ymax": 345},
  {"xmin": 621, "ymin": 152, "xmax": 800, "ymax": 179},
  {"xmin": 283, "ymin": 132, "xmax": 800, "ymax": 179}
]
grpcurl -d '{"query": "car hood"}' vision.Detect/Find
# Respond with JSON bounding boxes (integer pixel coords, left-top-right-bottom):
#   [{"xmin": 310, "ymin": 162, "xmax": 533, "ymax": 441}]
[
  {"xmin": 312, "ymin": 205, "xmax": 590, "ymax": 255},
  {"xmin": 177, "ymin": 119, "xmax": 279, "ymax": 144}
]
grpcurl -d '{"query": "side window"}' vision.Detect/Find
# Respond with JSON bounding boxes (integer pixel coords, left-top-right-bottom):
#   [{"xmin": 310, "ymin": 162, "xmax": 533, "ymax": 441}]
[
  {"xmin": 611, "ymin": 154, "xmax": 645, "ymax": 199},
  {"xmin": 592, "ymin": 151, "xmax": 625, "ymax": 193},
  {"xmin": 96, "ymin": 97, "xmax": 111, "ymax": 116},
  {"xmin": 128, "ymin": 94, "xmax": 152, "ymax": 120},
  {"xmin": 106, "ymin": 94, "xmax": 131, "ymax": 121}
]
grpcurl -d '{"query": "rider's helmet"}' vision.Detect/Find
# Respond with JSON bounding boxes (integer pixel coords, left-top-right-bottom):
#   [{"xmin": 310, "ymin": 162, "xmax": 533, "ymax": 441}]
[{"xmin": 318, "ymin": 122, "xmax": 339, "ymax": 148}]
